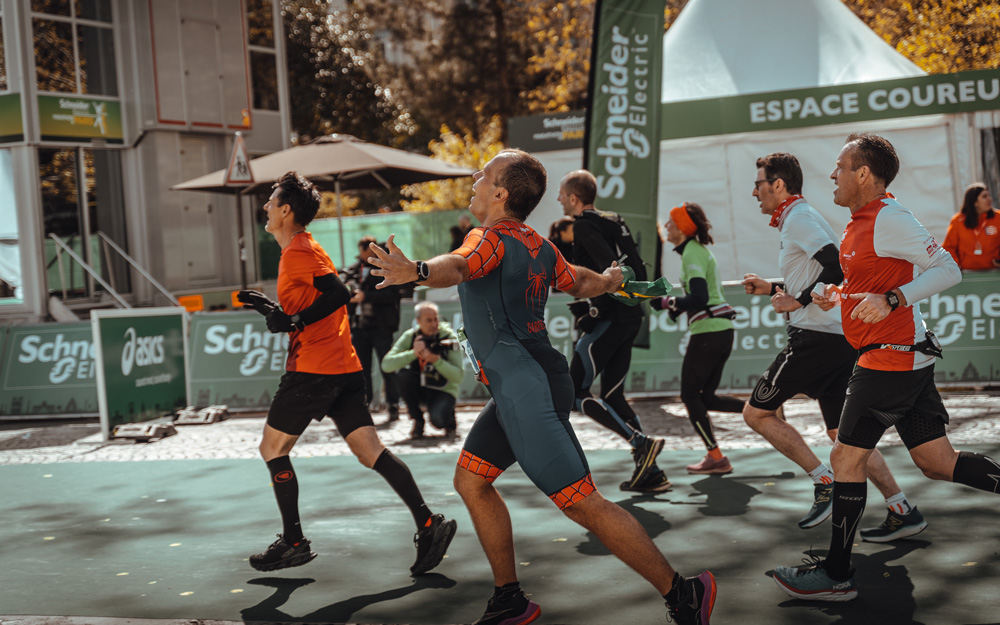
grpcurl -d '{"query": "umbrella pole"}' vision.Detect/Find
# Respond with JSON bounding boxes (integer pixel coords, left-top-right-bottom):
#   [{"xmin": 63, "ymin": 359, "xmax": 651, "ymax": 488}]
[
  {"xmin": 336, "ymin": 179, "xmax": 346, "ymax": 269},
  {"xmin": 236, "ymin": 191, "xmax": 248, "ymax": 289}
]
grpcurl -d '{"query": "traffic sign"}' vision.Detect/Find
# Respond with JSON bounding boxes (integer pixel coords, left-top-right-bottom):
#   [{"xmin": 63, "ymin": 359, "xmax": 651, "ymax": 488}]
[{"xmin": 224, "ymin": 132, "xmax": 254, "ymax": 186}]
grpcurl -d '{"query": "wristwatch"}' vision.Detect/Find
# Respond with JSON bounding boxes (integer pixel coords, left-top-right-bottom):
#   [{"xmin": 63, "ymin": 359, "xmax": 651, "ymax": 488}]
[
  {"xmin": 415, "ymin": 260, "xmax": 430, "ymax": 282},
  {"xmin": 884, "ymin": 290, "xmax": 900, "ymax": 311}
]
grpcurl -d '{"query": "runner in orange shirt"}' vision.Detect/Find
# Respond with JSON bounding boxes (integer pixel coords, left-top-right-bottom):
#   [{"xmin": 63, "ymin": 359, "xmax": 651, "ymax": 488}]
[{"xmin": 237, "ymin": 172, "xmax": 456, "ymax": 576}]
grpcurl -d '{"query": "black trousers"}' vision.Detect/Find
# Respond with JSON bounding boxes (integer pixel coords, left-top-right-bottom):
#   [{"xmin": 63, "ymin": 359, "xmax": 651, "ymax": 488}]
[
  {"xmin": 351, "ymin": 325, "xmax": 400, "ymax": 407},
  {"xmin": 397, "ymin": 368, "xmax": 457, "ymax": 431}
]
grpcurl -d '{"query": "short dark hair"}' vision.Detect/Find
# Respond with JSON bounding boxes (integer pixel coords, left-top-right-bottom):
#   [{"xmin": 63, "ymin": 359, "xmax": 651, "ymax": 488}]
[
  {"xmin": 494, "ymin": 149, "xmax": 547, "ymax": 221},
  {"xmin": 273, "ymin": 171, "xmax": 321, "ymax": 226},
  {"xmin": 845, "ymin": 132, "xmax": 899, "ymax": 187},
  {"xmin": 561, "ymin": 170, "xmax": 597, "ymax": 205},
  {"xmin": 549, "ymin": 216, "xmax": 574, "ymax": 240},
  {"xmin": 960, "ymin": 182, "xmax": 993, "ymax": 229},
  {"xmin": 683, "ymin": 202, "xmax": 714, "ymax": 246},
  {"xmin": 357, "ymin": 235, "xmax": 377, "ymax": 250},
  {"xmin": 755, "ymin": 152, "xmax": 803, "ymax": 195}
]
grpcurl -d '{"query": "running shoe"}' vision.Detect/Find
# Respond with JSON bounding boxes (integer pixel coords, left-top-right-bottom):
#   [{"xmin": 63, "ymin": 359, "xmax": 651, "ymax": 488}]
[
  {"xmin": 685, "ymin": 454, "xmax": 733, "ymax": 475},
  {"xmin": 410, "ymin": 513, "xmax": 457, "ymax": 575},
  {"xmin": 666, "ymin": 570, "xmax": 717, "ymax": 625},
  {"xmin": 860, "ymin": 506, "xmax": 928, "ymax": 543},
  {"xmin": 249, "ymin": 534, "xmax": 317, "ymax": 572},
  {"xmin": 472, "ymin": 589, "xmax": 541, "ymax": 625},
  {"xmin": 798, "ymin": 483, "xmax": 834, "ymax": 529},
  {"xmin": 772, "ymin": 554, "xmax": 857, "ymax": 602},
  {"xmin": 620, "ymin": 467, "xmax": 672, "ymax": 492},
  {"xmin": 625, "ymin": 436, "xmax": 665, "ymax": 489}
]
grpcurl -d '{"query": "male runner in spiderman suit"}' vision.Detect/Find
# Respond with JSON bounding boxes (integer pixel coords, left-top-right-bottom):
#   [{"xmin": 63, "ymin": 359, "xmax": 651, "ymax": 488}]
[{"xmin": 369, "ymin": 150, "xmax": 716, "ymax": 625}]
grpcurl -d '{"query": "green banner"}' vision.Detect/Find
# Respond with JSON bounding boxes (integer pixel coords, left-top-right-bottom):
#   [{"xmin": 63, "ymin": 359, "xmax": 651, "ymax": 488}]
[
  {"xmin": 0, "ymin": 93, "xmax": 23, "ymax": 143},
  {"xmin": 661, "ymin": 68, "xmax": 1000, "ymax": 141},
  {"xmin": 187, "ymin": 311, "xmax": 285, "ymax": 408},
  {"xmin": 92, "ymin": 309, "xmax": 187, "ymax": 436},
  {"xmin": 584, "ymin": 0, "xmax": 664, "ymax": 273},
  {"xmin": 0, "ymin": 322, "xmax": 98, "ymax": 416},
  {"xmin": 37, "ymin": 94, "xmax": 123, "ymax": 143}
]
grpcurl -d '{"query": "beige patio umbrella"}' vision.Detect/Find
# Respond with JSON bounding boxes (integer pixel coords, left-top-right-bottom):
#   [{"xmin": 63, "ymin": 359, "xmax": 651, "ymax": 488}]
[{"xmin": 171, "ymin": 133, "xmax": 475, "ymax": 269}]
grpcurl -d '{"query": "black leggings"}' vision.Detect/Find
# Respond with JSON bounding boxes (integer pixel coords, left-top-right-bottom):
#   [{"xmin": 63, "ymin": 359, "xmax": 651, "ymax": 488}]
[
  {"xmin": 570, "ymin": 317, "xmax": 643, "ymax": 440},
  {"xmin": 681, "ymin": 329, "xmax": 745, "ymax": 450}
]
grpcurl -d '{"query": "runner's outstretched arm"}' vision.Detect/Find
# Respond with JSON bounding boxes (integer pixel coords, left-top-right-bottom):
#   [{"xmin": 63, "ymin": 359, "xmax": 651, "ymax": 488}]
[
  {"xmin": 563, "ymin": 262, "xmax": 623, "ymax": 299},
  {"xmin": 368, "ymin": 234, "xmax": 470, "ymax": 288}
]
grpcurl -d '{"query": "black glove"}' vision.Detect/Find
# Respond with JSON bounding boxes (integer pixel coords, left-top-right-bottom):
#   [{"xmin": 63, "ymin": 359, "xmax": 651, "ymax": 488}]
[
  {"xmin": 237, "ymin": 290, "xmax": 278, "ymax": 316},
  {"xmin": 575, "ymin": 313, "xmax": 599, "ymax": 334},
  {"xmin": 650, "ymin": 296, "xmax": 664, "ymax": 311},
  {"xmin": 567, "ymin": 299, "xmax": 591, "ymax": 318},
  {"xmin": 265, "ymin": 309, "xmax": 304, "ymax": 334}
]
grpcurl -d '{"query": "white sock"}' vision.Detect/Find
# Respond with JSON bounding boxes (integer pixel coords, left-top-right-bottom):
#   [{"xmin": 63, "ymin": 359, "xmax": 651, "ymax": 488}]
[
  {"xmin": 884, "ymin": 491, "xmax": 913, "ymax": 514},
  {"xmin": 808, "ymin": 464, "xmax": 834, "ymax": 485}
]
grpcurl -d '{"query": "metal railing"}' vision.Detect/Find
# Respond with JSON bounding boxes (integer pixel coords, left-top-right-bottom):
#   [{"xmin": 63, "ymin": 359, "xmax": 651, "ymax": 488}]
[
  {"xmin": 94, "ymin": 231, "xmax": 180, "ymax": 306},
  {"xmin": 48, "ymin": 232, "xmax": 181, "ymax": 309},
  {"xmin": 48, "ymin": 233, "xmax": 131, "ymax": 308}
]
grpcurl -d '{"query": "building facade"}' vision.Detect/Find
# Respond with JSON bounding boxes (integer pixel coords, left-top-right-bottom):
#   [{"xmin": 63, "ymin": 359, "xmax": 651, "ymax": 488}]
[{"xmin": 0, "ymin": 0, "xmax": 290, "ymax": 323}]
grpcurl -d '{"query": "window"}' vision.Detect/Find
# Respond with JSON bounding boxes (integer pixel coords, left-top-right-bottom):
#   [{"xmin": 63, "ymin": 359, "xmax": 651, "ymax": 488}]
[
  {"xmin": 33, "ymin": 0, "xmax": 116, "ymax": 96},
  {"xmin": 0, "ymin": 150, "xmax": 20, "ymax": 301},
  {"xmin": 247, "ymin": 0, "xmax": 278, "ymax": 111},
  {"xmin": 0, "ymin": 6, "xmax": 8, "ymax": 92},
  {"xmin": 40, "ymin": 147, "xmax": 128, "ymax": 298}
]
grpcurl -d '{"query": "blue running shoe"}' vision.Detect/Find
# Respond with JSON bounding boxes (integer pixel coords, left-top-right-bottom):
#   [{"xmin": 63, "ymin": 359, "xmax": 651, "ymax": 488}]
[{"xmin": 773, "ymin": 554, "xmax": 857, "ymax": 602}]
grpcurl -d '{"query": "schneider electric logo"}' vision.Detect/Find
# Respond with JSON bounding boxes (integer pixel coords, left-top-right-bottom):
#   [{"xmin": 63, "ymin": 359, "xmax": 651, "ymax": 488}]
[
  {"xmin": 17, "ymin": 334, "xmax": 96, "ymax": 384},
  {"xmin": 202, "ymin": 324, "xmax": 288, "ymax": 376},
  {"xmin": 595, "ymin": 25, "xmax": 654, "ymax": 200},
  {"xmin": 120, "ymin": 327, "xmax": 165, "ymax": 376}
]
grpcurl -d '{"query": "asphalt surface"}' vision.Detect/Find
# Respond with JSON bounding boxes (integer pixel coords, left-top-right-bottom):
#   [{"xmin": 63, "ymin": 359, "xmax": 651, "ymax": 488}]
[{"xmin": 2, "ymin": 392, "xmax": 999, "ymax": 625}]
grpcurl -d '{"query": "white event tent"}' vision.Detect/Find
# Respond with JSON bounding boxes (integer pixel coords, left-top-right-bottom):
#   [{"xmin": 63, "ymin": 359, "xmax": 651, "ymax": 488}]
[{"xmin": 525, "ymin": 0, "xmax": 992, "ymax": 282}]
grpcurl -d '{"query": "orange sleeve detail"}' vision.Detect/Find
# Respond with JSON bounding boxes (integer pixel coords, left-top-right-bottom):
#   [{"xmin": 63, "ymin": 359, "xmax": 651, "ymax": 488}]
[
  {"xmin": 546, "ymin": 239, "xmax": 577, "ymax": 291},
  {"xmin": 455, "ymin": 228, "xmax": 505, "ymax": 279}
]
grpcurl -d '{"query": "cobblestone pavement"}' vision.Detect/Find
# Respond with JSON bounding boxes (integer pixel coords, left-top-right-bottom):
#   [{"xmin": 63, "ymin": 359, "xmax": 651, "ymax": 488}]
[{"xmin": 1, "ymin": 392, "xmax": 998, "ymax": 465}]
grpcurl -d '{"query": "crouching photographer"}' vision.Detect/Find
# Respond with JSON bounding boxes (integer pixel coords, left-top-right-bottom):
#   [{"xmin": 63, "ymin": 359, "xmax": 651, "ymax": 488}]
[{"xmin": 382, "ymin": 302, "xmax": 464, "ymax": 440}]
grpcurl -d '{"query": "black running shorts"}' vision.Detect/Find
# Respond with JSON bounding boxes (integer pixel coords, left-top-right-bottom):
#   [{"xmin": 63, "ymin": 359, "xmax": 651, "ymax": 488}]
[
  {"xmin": 836, "ymin": 365, "xmax": 948, "ymax": 450},
  {"xmin": 748, "ymin": 326, "xmax": 856, "ymax": 430},
  {"xmin": 267, "ymin": 370, "xmax": 374, "ymax": 437}
]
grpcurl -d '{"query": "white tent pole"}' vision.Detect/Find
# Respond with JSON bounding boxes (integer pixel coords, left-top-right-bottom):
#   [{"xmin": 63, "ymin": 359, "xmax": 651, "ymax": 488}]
[{"xmin": 335, "ymin": 179, "xmax": 346, "ymax": 268}]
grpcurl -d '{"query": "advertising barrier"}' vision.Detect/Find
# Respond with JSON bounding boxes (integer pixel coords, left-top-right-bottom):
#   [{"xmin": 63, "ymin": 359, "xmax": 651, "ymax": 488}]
[
  {"xmin": 0, "ymin": 321, "xmax": 99, "ymax": 417},
  {"xmin": 0, "ymin": 275, "xmax": 997, "ymax": 417},
  {"xmin": 92, "ymin": 308, "xmax": 188, "ymax": 438},
  {"xmin": 187, "ymin": 310, "xmax": 286, "ymax": 408}
]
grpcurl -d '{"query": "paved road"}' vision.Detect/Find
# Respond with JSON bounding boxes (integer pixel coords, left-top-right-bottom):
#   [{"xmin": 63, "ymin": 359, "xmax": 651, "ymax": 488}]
[{"xmin": 2, "ymin": 392, "xmax": 998, "ymax": 465}]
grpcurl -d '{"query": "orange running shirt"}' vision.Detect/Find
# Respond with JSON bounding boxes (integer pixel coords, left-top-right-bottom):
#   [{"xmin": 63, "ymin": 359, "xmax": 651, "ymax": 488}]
[{"xmin": 277, "ymin": 232, "xmax": 361, "ymax": 375}]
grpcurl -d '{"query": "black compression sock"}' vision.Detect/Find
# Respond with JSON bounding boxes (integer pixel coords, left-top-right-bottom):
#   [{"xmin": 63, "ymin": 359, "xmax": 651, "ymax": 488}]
[
  {"xmin": 663, "ymin": 572, "xmax": 685, "ymax": 605},
  {"xmin": 953, "ymin": 451, "xmax": 1000, "ymax": 494},
  {"xmin": 372, "ymin": 449, "xmax": 432, "ymax": 528},
  {"xmin": 494, "ymin": 581, "xmax": 522, "ymax": 602},
  {"xmin": 825, "ymin": 481, "xmax": 867, "ymax": 580},
  {"xmin": 266, "ymin": 455, "xmax": 303, "ymax": 543}
]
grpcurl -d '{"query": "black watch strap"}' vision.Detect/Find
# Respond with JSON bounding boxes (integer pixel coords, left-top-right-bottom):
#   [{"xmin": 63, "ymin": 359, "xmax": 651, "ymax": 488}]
[
  {"xmin": 415, "ymin": 260, "xmax": 430, "ymax": 282},
  {"xmin": 884, "ymin": 290, "xmax": 900, "ymax": 311}
]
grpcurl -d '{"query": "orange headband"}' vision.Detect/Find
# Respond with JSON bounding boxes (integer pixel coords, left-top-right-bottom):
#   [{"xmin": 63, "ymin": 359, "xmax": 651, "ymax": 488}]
[{"xmin": 670, "ymin": 204, "xmax": 697, "ymax": 237}]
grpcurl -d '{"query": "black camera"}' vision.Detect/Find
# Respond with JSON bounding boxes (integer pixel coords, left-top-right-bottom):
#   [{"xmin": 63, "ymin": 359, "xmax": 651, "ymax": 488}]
[{"xmin": 423, "ymin": 334, "xmax": 459, "ymax": 356}]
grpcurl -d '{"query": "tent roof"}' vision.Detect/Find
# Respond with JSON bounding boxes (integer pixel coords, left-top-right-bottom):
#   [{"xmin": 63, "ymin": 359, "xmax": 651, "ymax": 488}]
[{"xmin": 661, "ymin": 0, "xmax": 926, "ymax": 103}]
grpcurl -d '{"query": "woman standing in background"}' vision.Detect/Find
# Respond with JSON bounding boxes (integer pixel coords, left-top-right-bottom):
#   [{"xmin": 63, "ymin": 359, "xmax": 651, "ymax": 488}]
[{"xmin": 943, "ymin": 183, "xmax": 1000, "ymax": 271}]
